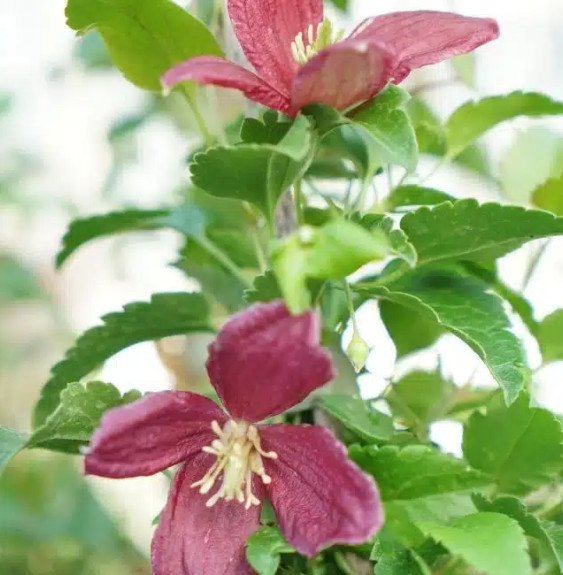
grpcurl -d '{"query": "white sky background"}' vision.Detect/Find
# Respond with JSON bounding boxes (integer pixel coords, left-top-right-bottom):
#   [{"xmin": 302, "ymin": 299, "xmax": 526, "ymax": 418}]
[{"xmin": 1, "ymin": 0, "xmax": 562, "ymax": 551}]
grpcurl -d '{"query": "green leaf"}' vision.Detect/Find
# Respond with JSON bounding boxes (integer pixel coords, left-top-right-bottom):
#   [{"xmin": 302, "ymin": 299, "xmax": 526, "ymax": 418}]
[
  {"xmin": 352, "ymin": 85, "xmax": 418, "ymax": 172},
  {"xmin": 359, "ymin": 215, "xmax": 417, "ymax": 267},
  {"xmin": 463, "ymin": 393, "xmax": 563, "ymax": 493},
  {"xmin": 271, "ymin": 219, "xmax": 397, "ymax": 313},
  {"xmin": 445, "ymin": 91, "xmax": 563, "ymax": 158},
  {"xmin": 56, "ymin": 208, "xmax": 170, "ymax": 267},
  {"xmin": 350, "ymin": 445, "xmax": 490, "ymax": 502},
  {"xmin": 33, "ymin": 292, "xmax": 212, "ymax": 428},
  {"xmin": 351, "ymin": 444, "xmax": 490, "ymax": 547},
  {"xmin": 401, "ymin": 200, "xmax": 563, "ymax": 266},
  {"xmin": 372, "ymin": 529, "xmax": 430, "ymax": 575},
  {"xmin": 379, "ymin": 301, "xmax": 443, "ymax": 358},
  {"xmin": 533, "ymin": 176, "xmax": 563, "ymax": 215},
  {"xmin": 386, "ymin": 371, "xmax": 455, "ymax": 436},
  {"xmin": 384, "ymin": 185, "xmax": 454, "ymax": 211},
  {"xmin": 500, "ymin": 127, "xmax": 563, "ymax": 204},
  {"xmin": 320, "ymin": 395, "xmax": 394, "ymax": 442},
  {"xmin": 66, "ymin": 0, "xmax": 222, "ymax": 92},
  {"xmin": 472, "ymin": 494, "xmax": 563, "ymax": 570},
  {"xmin": 246, "ymin": 527, "xmax": 294, "ymax": 575},
  {"xmin": 537, "ymin": 309, "xmax": 563, "ymax": 363},
  {"xmin": 419, "ymin": 513, "xmax": 532, "ymax": 575},
  {"xmin": 0, "ymin": 427, "xmax": 28, "ymax": 474},
  {"xmin": 28, "ymin": 382, "xmax": 141, "ymax": 453},
  {"xmin": 244, "ymin": 270, "xmax": 282, "ymax": 304},
  {"xmin": 191, "ymin": 115, "xmax": 314, "ymax": 221},
  {"xmin": 540, "ymin": 520, "xmax": 563, "ymax": 571},
  {"xmin": 358, "ymin": 269, "xmax": 529, "ymax": 404}
]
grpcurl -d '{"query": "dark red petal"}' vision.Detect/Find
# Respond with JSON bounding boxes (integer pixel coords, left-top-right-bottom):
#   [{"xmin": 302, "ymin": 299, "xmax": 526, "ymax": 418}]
[
  {"xmin": 206, "ymin": 301, "xmax": 335, "ymax": 423},
  {"xmin": 85, "ymin": 391, "xmax": 226, "ymax": 478},
  {"xmin": 350, "ymin": 11, "xmax": 499, "ymax": 83},
  {"xmin": 161, "ymin": 56, "xmax": 291, "ymax": 113},
  {"xmin": 261, "ymin": 424, "xmax": 383, "ymax": 556},
  {"xmin": 152, "ymin": 455, "xmax": 261, "ymax": 575},
  {"xmin": 290, "ymin": 39, "xmax": 398, "ymax": 113},
  {"xmin": 228, "ymin": 0, "xmax": 323, "ymax": 93}
]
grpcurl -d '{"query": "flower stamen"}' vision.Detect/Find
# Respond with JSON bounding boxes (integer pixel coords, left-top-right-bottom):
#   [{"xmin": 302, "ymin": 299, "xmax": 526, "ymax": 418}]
[
  {"xmin": 291, "ymin": 18, "xmax": 345, "ymax": 66},
  {"xmin": 192, "ymin": 420, "xmax": 277, "ymax": 509}
]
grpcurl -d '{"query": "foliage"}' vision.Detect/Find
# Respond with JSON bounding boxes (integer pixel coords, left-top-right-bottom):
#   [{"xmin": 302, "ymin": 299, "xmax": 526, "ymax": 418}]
[{"xmin": 4, "ymin": 1, "xmax": 563, "ymax": 574}]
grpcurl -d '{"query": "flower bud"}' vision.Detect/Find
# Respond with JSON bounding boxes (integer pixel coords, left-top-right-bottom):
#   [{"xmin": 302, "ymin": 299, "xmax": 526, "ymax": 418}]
[{"xmin": 346, "ymin": 330, "xmax": 370, "ymax": 373}]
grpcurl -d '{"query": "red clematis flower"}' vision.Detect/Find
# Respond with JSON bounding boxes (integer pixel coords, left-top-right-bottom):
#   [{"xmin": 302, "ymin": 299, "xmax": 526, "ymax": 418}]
[
  {"xmin": 162, "ymin": 1, "xmax": 499, "ymax": 116},
  {"xmin": 85, "ymin": 301, "xmax": 382, "ymax": 575}
]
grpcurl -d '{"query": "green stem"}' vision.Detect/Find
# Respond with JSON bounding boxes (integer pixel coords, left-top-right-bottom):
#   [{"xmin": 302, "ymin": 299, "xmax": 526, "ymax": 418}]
[
  {"xmin": 251, "ymin": 226, "xmax": 268, "ymax": 272},
  {"xmin": 522, "ymin": 240, "xmax": 550, "ymax": 291},
  {"xmin": 293, "ymin": 179, "xmax": 305, "ymax": 224},
  {"xmin": 196, "ymin": 235, "xmax": 253, "ymax": 288},
  {"xmin": 180, "ymin": 86, "xmax": 214, "ymax": 147},
  {"xmin": 343, "ymin": 281, "xmax": 359, "ymax": 332}
]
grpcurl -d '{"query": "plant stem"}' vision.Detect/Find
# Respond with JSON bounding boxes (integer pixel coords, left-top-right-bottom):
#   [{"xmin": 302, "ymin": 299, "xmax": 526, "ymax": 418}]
[
  {"xmin": 180, "ymin": 85, "xmax": 214, "ymax": 147},
  {"xmin": 293, "ymin": 179, "xmax": 305, "ymax": 224},
  {"xmin": 522, "ymin": 239, "xmax": 550, "ymax": 291},
  {"xmin": 343, "ymin": 281, "xmax": 359, "ymax": 332},
  {"xmin": 196, "ymin": 235, "xmax": 253, "ymax": 288}
]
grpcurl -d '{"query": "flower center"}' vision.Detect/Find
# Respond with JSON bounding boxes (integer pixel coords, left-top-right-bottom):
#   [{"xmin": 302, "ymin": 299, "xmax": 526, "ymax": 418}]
[
  {"xmin": 291, "ymin": 18, "xmax": 344, "ymax": 66},
  {"xmin": 191, "ymin": 420, "xmax": 278, "ymax": 509}
]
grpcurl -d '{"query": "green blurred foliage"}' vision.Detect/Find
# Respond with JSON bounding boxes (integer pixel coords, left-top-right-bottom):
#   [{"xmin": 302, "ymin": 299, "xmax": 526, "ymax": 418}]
[{"xmin": 0, "ymin": 453, "xmax": 150, "ymax": 574}]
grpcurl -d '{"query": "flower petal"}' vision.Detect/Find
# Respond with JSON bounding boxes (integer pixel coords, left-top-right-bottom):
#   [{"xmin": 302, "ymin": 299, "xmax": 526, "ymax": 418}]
[
  {"xmin": 261, "ymin": 424, "xmax": 383, "ymax": 556},
  {"xmin": 350, "ymin": 11, "xmax": 499, "ymax": 83},
  {"xmin": 290, "ymin": 39, "xmax": 398, "ymax": 113},
  {"xmin": 206, "ymin": 301, "xmax": 335, "ymax": 423},
  {"xmin": 85, "ymin": 391, "xmax": 226, "ymax": 478},
  {"xmin": 152, "ymin": 455, "xmax": 261, "ymax": 575},
  {"xmin": 162, "ymin": 56, "xmax": 291, "ymax": 113},
  {"xmin": 228, "ymin": 0, "xmax": 323, "ymax": 93}
]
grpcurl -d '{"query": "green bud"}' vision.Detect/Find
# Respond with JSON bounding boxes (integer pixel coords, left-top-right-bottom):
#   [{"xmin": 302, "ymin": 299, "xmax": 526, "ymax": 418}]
[{"xmin": 346, "ymin": 330, "xmax": 370, "ymax": 373}]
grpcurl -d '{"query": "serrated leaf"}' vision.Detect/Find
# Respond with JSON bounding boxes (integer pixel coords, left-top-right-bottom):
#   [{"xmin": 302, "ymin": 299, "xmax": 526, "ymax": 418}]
[
  {"xmin": 379, "ymin": 301, "xmax": 443, "ymax": 358},
  {"xmin": 352, "ymin": 85, "xmax": 418, "ymax": 172},
  {"xmin": 401, "ymin": 200, "xmax": 563, "ymax": 266},
  {"xmin": 56, "ymin": 208, "xmax": 169, "ymax": 267},
  {"xmin": 386, "ymin": 371, "xmax": 455, "ymax": 437},
  {"xmin": 472, "ymin": 494, "xmax": 563, "ymax": 570},
  {"xmin": 357, "ymin": 269, "xmax": 529, "ymax": 404},
  {"xmin": 350, "ymin": 445, "xmax": 490, "ymax": 502},
  {"xmin": 28, "ymin": 382, "xmax": 141, "ymax": 453},
  {"xmin": 66, "ymin": 0, "xmax": 222, "ymax": 92},
  {"xmin": 384, "ymin": 185, "xmax": 454, "ymax": 211},
  {"xmin": 463, "ymin": 393, "xmax": 563, "ymax": 493},
  {"xmin": 500, "ymin": 127, "xmax": 563, "ymax": 204},
  {"xmin": 320, "ymin": 395, "xmax": 394, "ymax": 442},
  {"xmin": 419, "ymin": 513, "xmax": 532, "ymax": 575},
  {"xmin": 351, "ymin": 444, "xmax": 490, "ymax": 547},
  {"xmin": 537, "ymin": 309, "xmax": 563, "ymax": 363},
  {"xmin": 246, "ymin": 527, "xmax": 294, "ymax": 575},
  {"xmin": 445, "ymin": 91, "xmax": 563, "ymax": 158},
  {"xmin": 191, "ymin": 115, "xmax": 314, "ymax": 221},
  {"xmin": 359, "ymin": 215, "xmax": 417, "ymax": 267},
  {"xmin": 33, "ymin": 292, "xmax": 212, "ymax": 428},
  {"xmin": 0, "ymin": 427, "xmax": 28, "ymax": 474},
  {"xmin": 533, "ymin": 176, "xmax": 563, "ymax": 215}
]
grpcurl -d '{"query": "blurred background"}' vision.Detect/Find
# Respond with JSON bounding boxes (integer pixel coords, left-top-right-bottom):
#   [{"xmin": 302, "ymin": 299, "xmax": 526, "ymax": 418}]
[{"xmin": 1, "ymin": 0, "xmax": 562, "ymax": 572}]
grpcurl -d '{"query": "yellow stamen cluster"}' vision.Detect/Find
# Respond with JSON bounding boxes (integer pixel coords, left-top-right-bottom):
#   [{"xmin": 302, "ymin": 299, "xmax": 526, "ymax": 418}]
[
  {"xmin": 291, "ymin": 18, "xmax": 345, "ymax": 66},
  {"xmin": 191, "ymin": 420, "xmax": 278, "ymax": 510}
]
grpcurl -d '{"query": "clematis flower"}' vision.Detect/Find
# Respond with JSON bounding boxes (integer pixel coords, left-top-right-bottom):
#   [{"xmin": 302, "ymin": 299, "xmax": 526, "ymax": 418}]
[
  {"xmin": 162, "ymin": 0, "xmax": 499, "ymax": 116},
  {"xmin": 85, "ymin": 301, "xmax": 382, "ymax": 575}
]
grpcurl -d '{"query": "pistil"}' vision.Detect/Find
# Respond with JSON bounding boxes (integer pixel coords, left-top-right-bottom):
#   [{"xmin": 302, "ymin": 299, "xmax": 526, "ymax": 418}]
[{"xmin": 192, "ymin": 420, "xmax": 277, "ymax": 509}]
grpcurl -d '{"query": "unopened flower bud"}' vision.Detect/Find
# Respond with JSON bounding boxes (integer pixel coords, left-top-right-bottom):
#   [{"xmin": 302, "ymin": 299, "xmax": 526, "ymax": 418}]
[{"xmin": 346, "ymin": 331, "xmax": 370, "ymax": 373}]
